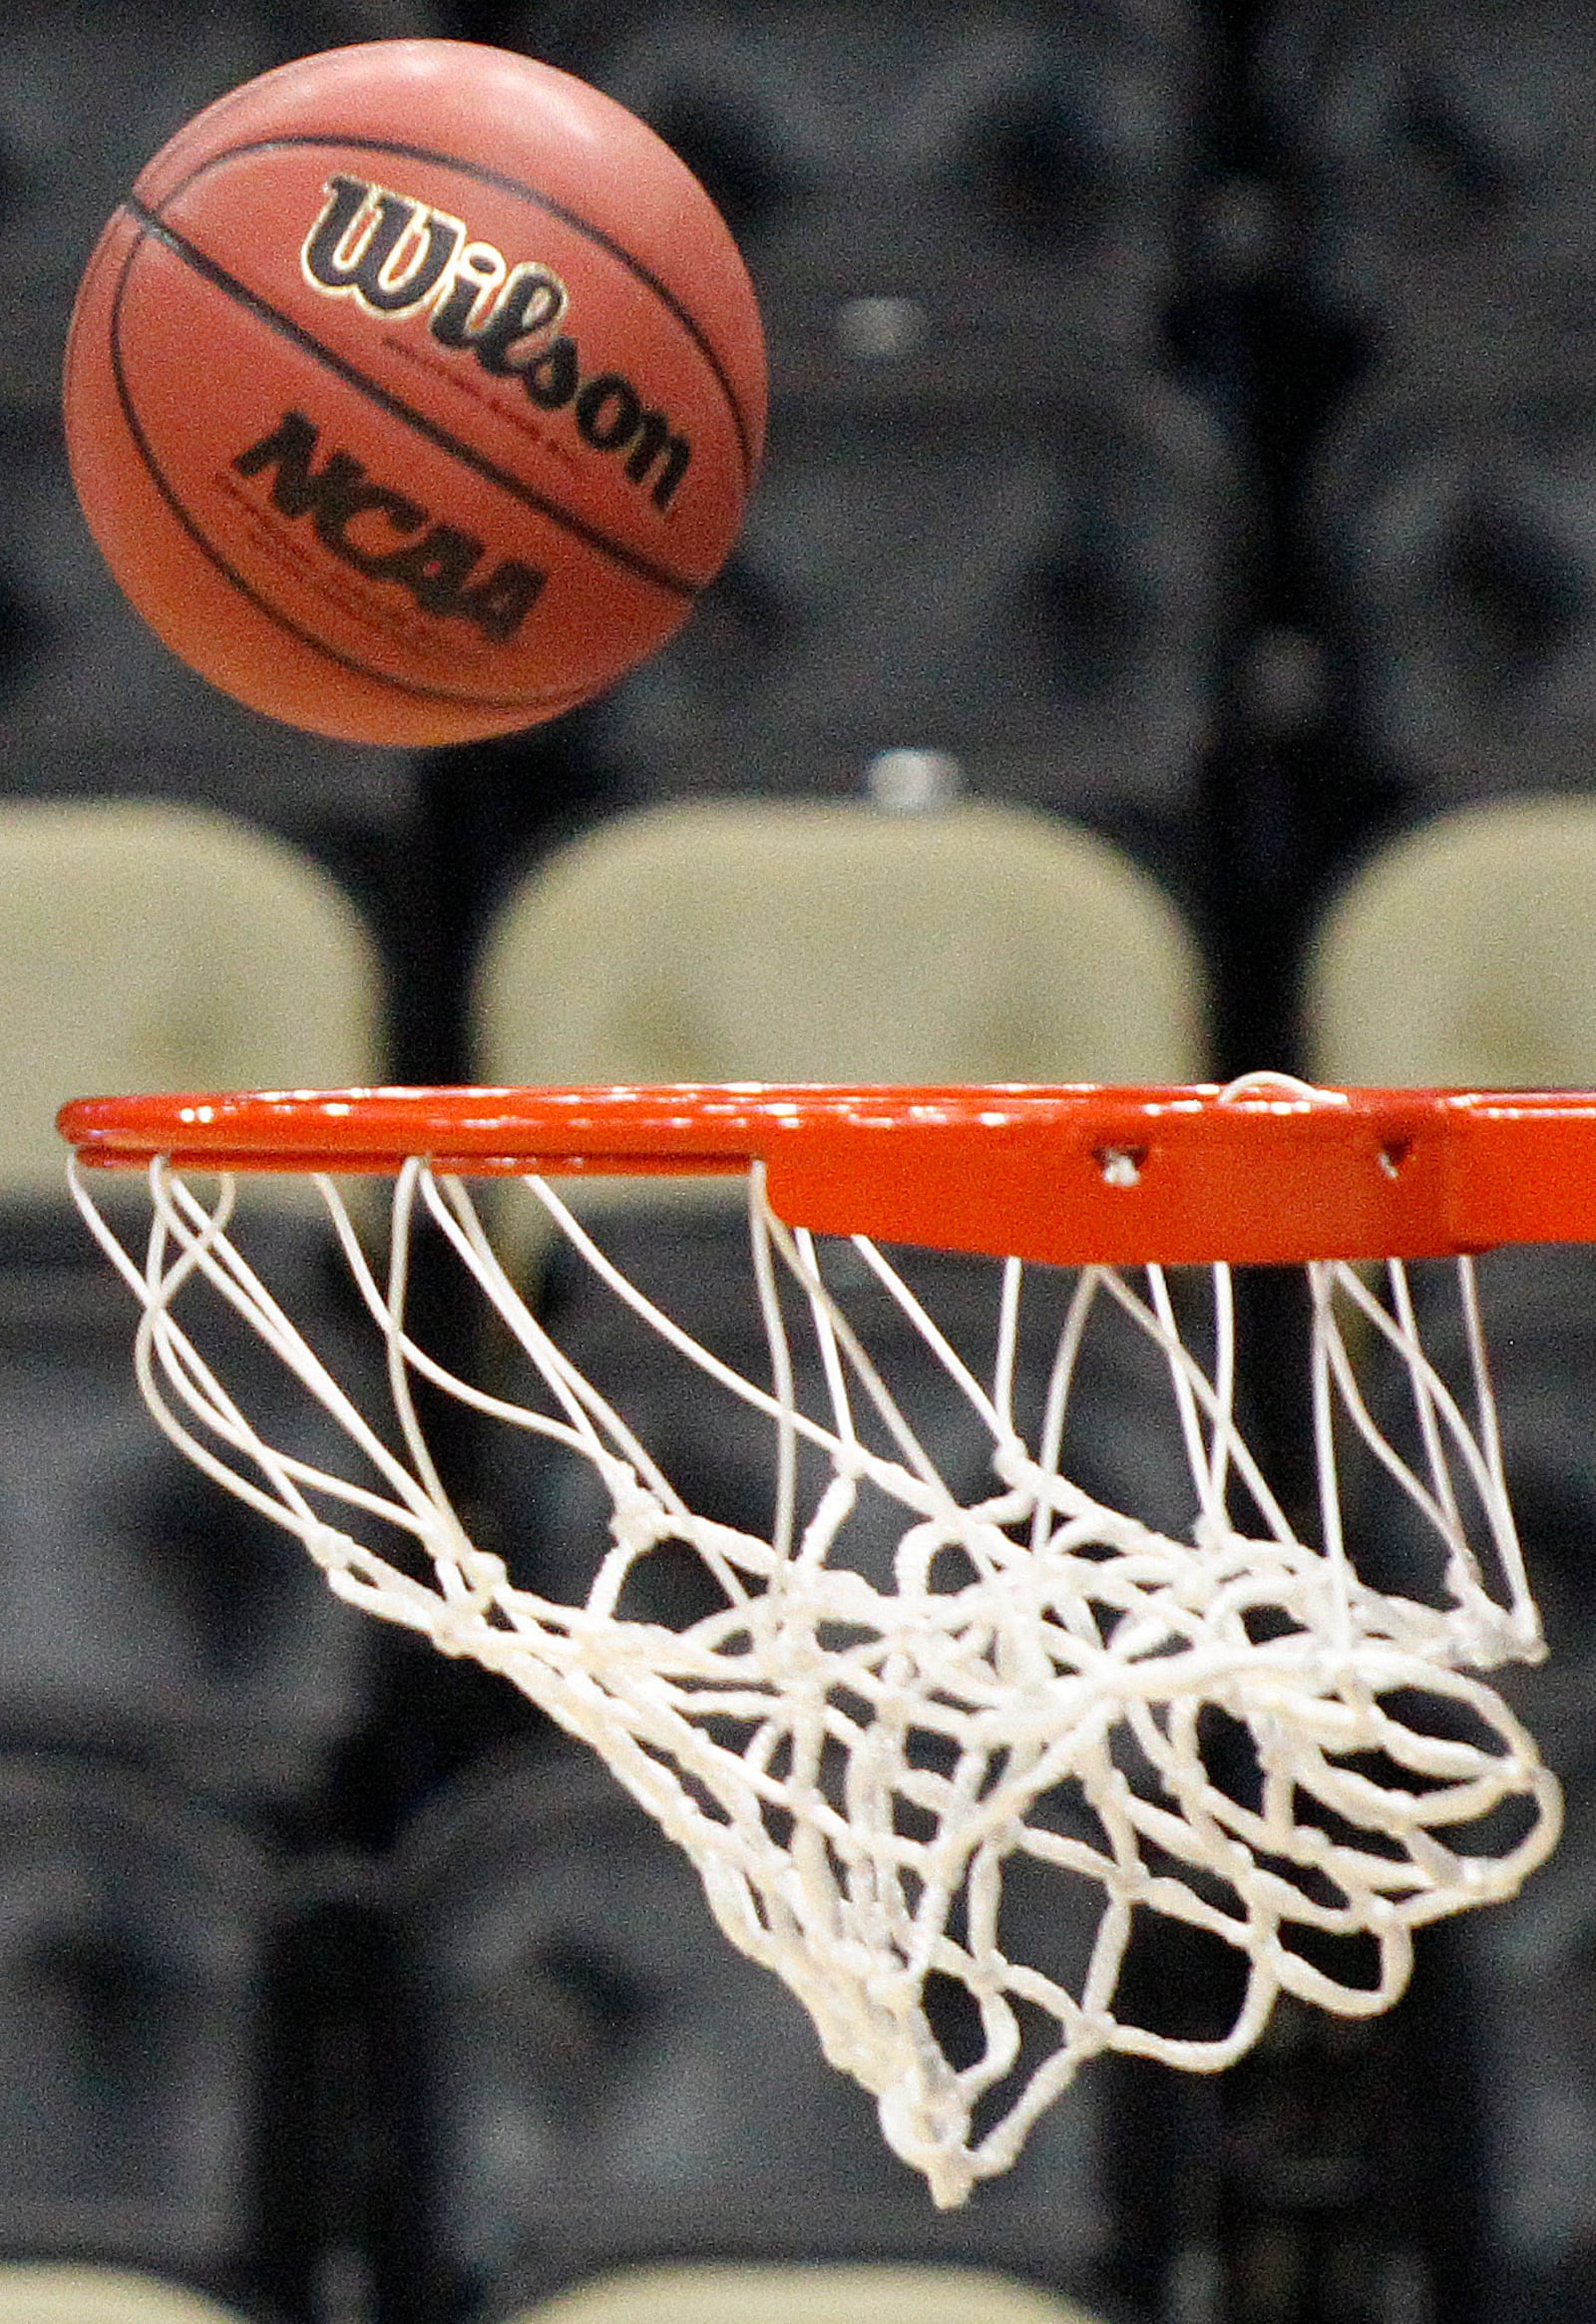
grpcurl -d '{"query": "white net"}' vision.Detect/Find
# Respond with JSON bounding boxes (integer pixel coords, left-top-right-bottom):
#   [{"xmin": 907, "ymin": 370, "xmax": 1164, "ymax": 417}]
[{"xmin": 69, "ymin": 1151, "xmax": 1560, "ymax": 2206}]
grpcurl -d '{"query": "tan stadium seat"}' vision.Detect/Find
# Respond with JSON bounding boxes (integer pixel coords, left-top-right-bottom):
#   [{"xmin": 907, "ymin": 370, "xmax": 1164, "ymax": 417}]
[
  {"xmin": 0, "ymin": 800, "xmax": 384, "ymax": 1799},
  {"xmin": 0, "ymin": 797, "xmax": 382, "ymax": 1195},
  {"xmin": 466, "ymin": 789, "xmax": 1216, "ymax": 1583},
  {"xmin": 1306, "ymin": 795, "xmax": 1596, "ymax": 1088},
  {"xmin": 505, "ymin": 2259, "xmax": 1113, "ymax": 2324},
  {"xmin": 0, "ymin": 2267, "xmax": 250, "ymax": 2323},
  {"xmin": 474, "ymin": 796, "xmax": 1209, "ymax": 1090},
  {"xmin": 1305, "ymin": 809, "xmax": 1596, "ymax": 2317}
]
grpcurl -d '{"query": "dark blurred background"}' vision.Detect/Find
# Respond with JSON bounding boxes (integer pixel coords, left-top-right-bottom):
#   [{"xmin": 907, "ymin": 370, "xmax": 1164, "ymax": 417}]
[{"xmin": 7, "ymin": 2, "xmax": 1596, "ymax": 2322}]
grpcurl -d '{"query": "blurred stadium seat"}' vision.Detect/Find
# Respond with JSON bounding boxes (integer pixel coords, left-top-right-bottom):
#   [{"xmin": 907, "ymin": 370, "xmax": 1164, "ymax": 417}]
[
  {"xmin": 473, "ymin": 797, "xmax": 1210, "ymax": 1089},
  {"xmin": 0, "ymin": 1199, "xmax": 382, "ymax": 1806},
  {"xmin": 0, "ymin": 2267, "xmax": 253, "ymax": 2323},
  {"xmin": 1304, "ymin": 793, "xmax": 1596, "ymax": 2317},
  {"xmin": 389, "ymin": 1748, "xmax": 1153, "ymax": 2324},
  {"xmin": 0, "ymin": 2, "xmax": 447, "ymax": 411},
  {"xmin": 1255, "ymin": 0, "xmax": 1596, "ymax": 346},
  {"xmin": 1304, "ymin": 796, "xmax": 1596, "ymax": 1085},
  {"xmin": 1300, "ymin": 345, "xmax": 1596, "ymax": 809},
  {"xmin": 501, "ymin": 2262, "xmax": 1114, "ymax": 2324},
  {"xmin": 1303, "ymin": 794, "xmax": 1596, "ymax": 1701},
  {"xmin": 465, "ymin": 791, "xmax": 1214, "ymax": 1741},
  {"xmin": 502, "ymin": 0, "xmax": 1211, "ymax": 386},
  {"xmin": 0, "ymin": 414, "xmax": 412, "ymax": 845},
  {"xmin": 0, "ymin": 799, "xmax": 381, "ymax": 1188},
  {"xmin": 584, "ymin": 385, "xmax": 1240, "ymax": 855},
  {"xmin": 0, "ymin": 1755, "xmax": 273, "ymax": 2302},
  {"xmin": 0, "ymin": 800, "xmax": 383, "ymax": 1804},
  {"xmin": 474, "ymin": 0, "xmax": 1234, "ymax": 877}
]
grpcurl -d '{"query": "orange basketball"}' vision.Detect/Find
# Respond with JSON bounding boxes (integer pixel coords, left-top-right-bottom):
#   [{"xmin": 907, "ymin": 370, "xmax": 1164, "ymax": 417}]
[{"xmin": 62, "ymin": 40, "xmax": 767, "ymax": 747}]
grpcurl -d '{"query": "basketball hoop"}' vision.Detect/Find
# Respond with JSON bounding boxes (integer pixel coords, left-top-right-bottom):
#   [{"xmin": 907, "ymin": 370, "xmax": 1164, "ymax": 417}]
[{"xmin": 58, "ymin": 1075, "xmax": 1575, "ymax": 2205}]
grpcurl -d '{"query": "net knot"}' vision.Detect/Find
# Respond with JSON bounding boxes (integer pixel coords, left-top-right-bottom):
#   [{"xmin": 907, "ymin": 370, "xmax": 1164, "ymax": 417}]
[
  {"xmin": 991, "ymin": 1436, "xmax": 1030, "ymax": 1491},
  {"xmin": 304, "ymin": 1521, "xmax": 363, "ymax": 1580},
  {"xmin": 607, "ymin": 1471, "xmax": 676, "ymax": 1558},
  {"xmin": 1193, "ymin": 1505, "xmax": 1241, "ymax": 1554}
]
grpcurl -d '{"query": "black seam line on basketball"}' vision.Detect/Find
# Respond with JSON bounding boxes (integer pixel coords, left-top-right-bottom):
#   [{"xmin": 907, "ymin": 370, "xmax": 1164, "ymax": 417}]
[
  {"xmin": 104, "ymin": 233, "xmax": 591, "ymax": 718},
  {"xmin": 151, "ymin": 134, "xmax": 758, "ymax": 488},
  {"xmin": 125, "ymin": 196, "xmax": 699, "ymax": 606}
]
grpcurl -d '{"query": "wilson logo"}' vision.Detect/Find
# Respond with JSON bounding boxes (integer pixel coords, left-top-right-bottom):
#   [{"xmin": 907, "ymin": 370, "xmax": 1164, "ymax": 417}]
[
  {"xmin": 233, "ymin": 410, "xmax": 548, "ymax": 643},
  {"xmin": 301, "ymin": 174, "xmax": 693, "ymax": 512}
]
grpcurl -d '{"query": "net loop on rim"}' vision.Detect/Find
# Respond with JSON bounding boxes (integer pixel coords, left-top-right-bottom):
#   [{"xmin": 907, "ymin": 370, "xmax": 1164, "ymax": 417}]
[{"xmin": 62, "ymin": 1110, "xmax": 1561, "ymax": 2206}]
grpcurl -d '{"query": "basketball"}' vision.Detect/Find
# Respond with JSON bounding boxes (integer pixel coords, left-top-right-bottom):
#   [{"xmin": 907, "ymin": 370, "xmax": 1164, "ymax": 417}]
[{"xmin": 61, "ymin": 40, "xmax": 767, "ymax": 748}]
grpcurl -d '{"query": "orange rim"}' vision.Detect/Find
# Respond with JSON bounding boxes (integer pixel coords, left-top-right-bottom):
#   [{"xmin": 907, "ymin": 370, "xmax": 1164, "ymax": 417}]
[{"xmin": 56, "ymin": 1080, "xmax": 1596, "ymax": 1267}]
